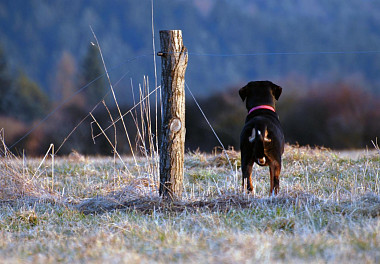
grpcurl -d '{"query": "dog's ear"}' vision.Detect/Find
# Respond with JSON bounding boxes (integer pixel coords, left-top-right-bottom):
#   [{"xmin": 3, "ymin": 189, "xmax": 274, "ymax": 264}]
[
  {"xmin": 269, "ymin": 82, "xmax": 282, "ymax": 100},
  {"xmin": 239, "ymin": 85, "xmax": 248, "ymax": 101}
]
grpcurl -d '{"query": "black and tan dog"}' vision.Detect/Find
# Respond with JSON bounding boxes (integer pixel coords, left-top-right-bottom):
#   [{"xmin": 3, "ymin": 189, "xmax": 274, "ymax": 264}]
[{"xmin": 239, "ymin": 81, "xmax": 284, "ymax": 195}]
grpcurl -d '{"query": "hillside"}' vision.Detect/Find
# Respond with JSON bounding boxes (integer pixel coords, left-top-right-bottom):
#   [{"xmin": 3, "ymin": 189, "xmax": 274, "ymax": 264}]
[{"xmin": 1, "ymin": 0, "xmax": 380, "ymax": 98}]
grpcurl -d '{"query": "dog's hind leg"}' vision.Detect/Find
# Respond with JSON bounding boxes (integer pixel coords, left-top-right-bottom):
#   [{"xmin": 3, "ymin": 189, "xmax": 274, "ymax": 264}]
[
  {"xmin": 241, "ymin": 154, "xmax": 254, "ymax": 192},
  {"xmin": 242, "ymin": 162, "xmax": 254, "ymax": 192},
  {"xmin": 269, "ymin": 161, "xmax": 281, "ymax": 195},
  {"xmin": 241, "ymin": 127, "xmax": 255, "ymax": 192}
]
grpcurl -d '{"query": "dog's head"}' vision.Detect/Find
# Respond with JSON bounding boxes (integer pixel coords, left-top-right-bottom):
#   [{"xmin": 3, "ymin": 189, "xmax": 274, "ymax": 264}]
[{"xmin": 239, "ymin": 81, "xmax": 282, "ymax": 111}]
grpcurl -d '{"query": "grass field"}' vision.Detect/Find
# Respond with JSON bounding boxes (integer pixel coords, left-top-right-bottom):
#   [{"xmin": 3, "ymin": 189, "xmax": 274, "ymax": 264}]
[{"xmin": 1, "ymin": 145, "xmax": 380, "ymax": 263}]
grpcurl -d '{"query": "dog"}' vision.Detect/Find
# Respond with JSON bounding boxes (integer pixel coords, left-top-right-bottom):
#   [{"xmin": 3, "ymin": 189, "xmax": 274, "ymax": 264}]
[{"xmin": 239, "ymin": 81, "xmax": 284, "ymax": 195}]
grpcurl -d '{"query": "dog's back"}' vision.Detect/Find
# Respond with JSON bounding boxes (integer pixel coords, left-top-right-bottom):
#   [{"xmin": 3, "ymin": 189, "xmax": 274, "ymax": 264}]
[{"xmin": 242, "ymin": 109, "xmax": 284, "ymax": 166}]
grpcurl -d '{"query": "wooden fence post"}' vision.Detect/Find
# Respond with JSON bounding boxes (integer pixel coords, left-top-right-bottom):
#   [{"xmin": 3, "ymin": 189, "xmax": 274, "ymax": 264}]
[{"xmin": 158, "ymin": 30, "xmax": 188, "ymax": 200}]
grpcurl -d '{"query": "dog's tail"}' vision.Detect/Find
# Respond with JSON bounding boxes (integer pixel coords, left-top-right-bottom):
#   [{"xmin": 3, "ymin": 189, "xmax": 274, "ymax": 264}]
[{"xmin": 249, "ymin": 126, "xmax": 271, "ymax": 165}]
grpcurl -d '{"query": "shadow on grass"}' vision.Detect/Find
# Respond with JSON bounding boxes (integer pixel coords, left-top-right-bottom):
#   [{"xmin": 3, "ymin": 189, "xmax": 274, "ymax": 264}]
[{"xmin": 74, "ymin": 191, "xmax": 380, "ymax": 217}]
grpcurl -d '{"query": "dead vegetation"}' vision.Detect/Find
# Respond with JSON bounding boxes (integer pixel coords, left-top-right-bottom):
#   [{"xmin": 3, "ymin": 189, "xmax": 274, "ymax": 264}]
[
  {"xmin": 1, "ymin": 130, "xmax": 380, "ymax": 262},
  {"xmin": 2, "ymin": 19, "xmax": 379, "ymax": 263}
]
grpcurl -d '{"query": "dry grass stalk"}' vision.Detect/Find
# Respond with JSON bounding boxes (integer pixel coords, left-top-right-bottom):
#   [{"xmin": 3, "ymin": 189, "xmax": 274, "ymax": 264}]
[
  {"xmin": 90, "ymin": 28, "xmax": 139, "ymax": 168},
  {"xmin": 0, "ymin": 135, "xmax": 58, "ymax": 202}
]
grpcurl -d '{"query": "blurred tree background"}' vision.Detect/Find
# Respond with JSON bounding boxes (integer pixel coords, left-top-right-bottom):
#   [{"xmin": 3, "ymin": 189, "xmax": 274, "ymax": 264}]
[
  {"xmin": 80, "ymin": 45, "xmax": 106, "ymax": 108},
  {"xmin": 0, "ymin": 46, "xmax": 12, "ymax": 115},
  {"xmin": 0, "ymin": 0, "xmax": 379, "ymax": 155}
]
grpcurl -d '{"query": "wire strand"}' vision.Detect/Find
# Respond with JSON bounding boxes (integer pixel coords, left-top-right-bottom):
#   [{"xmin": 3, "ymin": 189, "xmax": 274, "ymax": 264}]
[
  {"xmin": 182, "ymin": 50, "xmax": 380, "ymax": 57},
  {"xmin": 185, "ymin": 82, "xmax": 234, "ymax": 173}
]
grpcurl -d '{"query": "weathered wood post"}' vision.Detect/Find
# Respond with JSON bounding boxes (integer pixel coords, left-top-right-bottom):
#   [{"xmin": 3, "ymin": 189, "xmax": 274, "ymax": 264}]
[{"xmin": 158, "ymin": 30, "xmax": 188, "ymax": 200}]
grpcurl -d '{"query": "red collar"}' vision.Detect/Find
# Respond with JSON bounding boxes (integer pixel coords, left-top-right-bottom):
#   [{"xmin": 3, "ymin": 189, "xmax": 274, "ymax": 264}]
[{"xmin": 248, "ymin": 105, "xmax": 275, "ymax": 115}]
